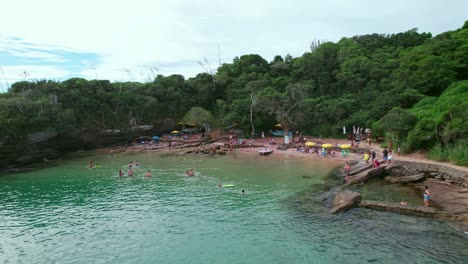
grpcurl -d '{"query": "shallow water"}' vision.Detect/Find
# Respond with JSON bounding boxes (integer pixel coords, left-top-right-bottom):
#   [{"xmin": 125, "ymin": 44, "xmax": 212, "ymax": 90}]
[{"xmin": 0, "ymin": 152, "xmax": 466, "ymax": 264}]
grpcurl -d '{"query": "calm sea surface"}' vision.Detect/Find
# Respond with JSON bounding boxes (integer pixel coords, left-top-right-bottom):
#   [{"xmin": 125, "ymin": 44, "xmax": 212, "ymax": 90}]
[{"xmin": 0, "ymin": 152, "xmax": 466, "ymax": 263}]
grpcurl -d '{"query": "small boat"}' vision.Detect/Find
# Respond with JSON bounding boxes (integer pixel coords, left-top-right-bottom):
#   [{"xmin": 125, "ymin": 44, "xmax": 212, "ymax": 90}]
[{"xmin": 258, "ymin": 148, "xmax": 273, "ymax": 155}]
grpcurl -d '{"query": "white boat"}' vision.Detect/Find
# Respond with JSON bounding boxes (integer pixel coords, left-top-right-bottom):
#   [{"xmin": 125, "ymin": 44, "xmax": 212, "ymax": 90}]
[{"xmin": 258, "ymin": 148, "xmax": 273, "ymax": 155}]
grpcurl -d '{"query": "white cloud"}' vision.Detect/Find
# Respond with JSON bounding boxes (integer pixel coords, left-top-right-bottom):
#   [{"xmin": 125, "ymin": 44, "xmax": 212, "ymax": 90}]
[
  {"xmin": 0, "ymin": 65, "xmax": 70, "ymax": 85},
  {"xmin": 0, "ymin": 0, "xmax": 467, "ymax": 82}
]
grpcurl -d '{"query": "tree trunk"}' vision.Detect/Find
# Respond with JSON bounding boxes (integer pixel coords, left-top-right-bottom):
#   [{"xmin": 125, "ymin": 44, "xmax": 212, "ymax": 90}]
[{"xmin": 249, "ymin": 93, "xmax": 255, "ymax": 136}]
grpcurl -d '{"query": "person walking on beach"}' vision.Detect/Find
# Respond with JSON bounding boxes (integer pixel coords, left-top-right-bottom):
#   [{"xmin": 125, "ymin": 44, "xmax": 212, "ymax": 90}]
[{"xmin": 424, "ymin": 186, "xmax": 430, "ymax": 207}]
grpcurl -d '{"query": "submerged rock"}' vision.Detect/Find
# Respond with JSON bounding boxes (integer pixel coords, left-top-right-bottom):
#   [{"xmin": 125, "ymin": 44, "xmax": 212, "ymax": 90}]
[{"xmin": 329, "ymin": 190, "xmax": 361, "ymax": 214}]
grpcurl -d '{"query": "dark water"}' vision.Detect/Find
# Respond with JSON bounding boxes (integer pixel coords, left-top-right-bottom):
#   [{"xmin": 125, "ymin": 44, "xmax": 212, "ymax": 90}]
[{"xmin": 0, "ymin": 152, "xmax": 466, "ymax": 263}]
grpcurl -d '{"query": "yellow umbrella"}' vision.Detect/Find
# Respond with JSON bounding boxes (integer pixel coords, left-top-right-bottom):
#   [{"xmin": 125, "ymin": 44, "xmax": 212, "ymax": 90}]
[
  {"xmin": 322, "ymin": 143, "xmax": 332, "ymax": 148},
  {"xmin": 171, "ymin": 130, "xmax": 180, "ymax": 134},
  {"xmin": 274, "ymin": 124, "xmax": 282, "ymax": 128},
  {"xmin": 305, "ymin": 142, "xmax": 316, "ymax": 147},
  {"xmin": 340, "ymin": 144, "xmax": 351, "ymax": 149}
]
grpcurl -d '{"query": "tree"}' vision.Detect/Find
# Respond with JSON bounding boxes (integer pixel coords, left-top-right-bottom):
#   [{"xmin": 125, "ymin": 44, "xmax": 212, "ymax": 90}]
[{"xmin": 183, "ymin": 107, "xmax": 213, "ymax": 132}]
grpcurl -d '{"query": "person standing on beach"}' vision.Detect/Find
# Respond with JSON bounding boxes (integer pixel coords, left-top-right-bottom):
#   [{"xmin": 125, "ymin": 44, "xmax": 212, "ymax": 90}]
[
  {"xmin": 388, "ymin": 149, "xmax": 393, "ymax": 164},
  {"xmin": 371, "ymin": 150, "xmax": 376, "ymax": 161},
  {"xmin": 382, "ymin": 147, "xmax": 388, "ymax": 164},
  {"xmin": 424, "ymin": 186, "xmax": 430, "ymax": 207}
]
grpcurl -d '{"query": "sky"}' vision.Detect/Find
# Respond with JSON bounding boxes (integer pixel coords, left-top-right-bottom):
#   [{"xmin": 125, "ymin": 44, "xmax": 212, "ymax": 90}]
[{"xmin": 0, "ymin": 0, "xmax": 466, "ymax": 90}]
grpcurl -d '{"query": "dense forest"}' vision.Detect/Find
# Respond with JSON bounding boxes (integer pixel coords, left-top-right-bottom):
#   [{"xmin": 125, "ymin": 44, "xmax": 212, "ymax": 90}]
[{"xmin": 1, "ymin": 21, "xmax": 467, "ymax": 167}]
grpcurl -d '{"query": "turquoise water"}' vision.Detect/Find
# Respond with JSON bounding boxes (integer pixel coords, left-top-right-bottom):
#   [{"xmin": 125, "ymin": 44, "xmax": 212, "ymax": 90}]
[{"xmin": 0, "ymin": 152, "xmax": 467, "ymax": 264}]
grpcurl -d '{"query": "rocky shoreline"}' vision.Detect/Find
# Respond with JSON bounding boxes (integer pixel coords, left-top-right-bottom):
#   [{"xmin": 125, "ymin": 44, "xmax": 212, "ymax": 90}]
[{"xmin": 328, "ymin": 159, "xmax": 468, "ymax": 232}]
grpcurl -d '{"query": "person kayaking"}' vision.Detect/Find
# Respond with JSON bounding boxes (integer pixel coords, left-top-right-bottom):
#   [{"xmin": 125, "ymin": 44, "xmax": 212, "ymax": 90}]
[{"xmin": 186, "ymin": 168, "xmax": 194, "ymax": 176}]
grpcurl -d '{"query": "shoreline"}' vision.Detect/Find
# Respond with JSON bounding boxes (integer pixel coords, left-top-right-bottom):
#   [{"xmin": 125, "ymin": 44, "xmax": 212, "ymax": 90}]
[{"xmin": 3, "ymin": 137, "xmax": 467, "ymax": 230}]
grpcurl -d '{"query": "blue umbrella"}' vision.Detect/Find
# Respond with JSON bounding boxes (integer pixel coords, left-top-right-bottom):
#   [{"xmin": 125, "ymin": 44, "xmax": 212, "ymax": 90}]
[{"xmin": 152, "ymin": 136, "xmax": 160, "ymax": 141}]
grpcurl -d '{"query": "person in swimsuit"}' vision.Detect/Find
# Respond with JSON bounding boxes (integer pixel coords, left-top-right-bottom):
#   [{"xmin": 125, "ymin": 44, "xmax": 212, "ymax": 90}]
[
  {"xmin": 145, "ymin": 170, "xmax": 152, "ymax": 177},
  {"xmin": 344, "ymin": 162, "xmax": 351, "ymax": 176},
  {"xmin": 186, "ymin": 168, "xmax": 194, "ymax": 176},
  {"xmin": 128, "ymin": 168, "xmax": 133, "ymax": 176},
  {"xmin": 119, "ymin": 169, "xmax": 124, "ymax": 177},
  {"xmin": 424, "ymin": 186, "xmax": 430, "ymax": 207}
]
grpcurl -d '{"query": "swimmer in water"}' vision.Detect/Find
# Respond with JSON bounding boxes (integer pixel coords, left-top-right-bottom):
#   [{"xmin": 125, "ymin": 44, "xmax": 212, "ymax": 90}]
[
  {"xmin": 241, "ymin": 189, "xmax": 245, "ymax": 194},
  {"xmin": 186, "ymin": 168, "xmax": 194, "ymax": 176},
  {"xmin": 145, "ymin": 170, "xmax": 152, "ymax": 177},
  {"xmin": 88, "ymin": 161, "xmax": 93, "ymax": 168},
  {"xmin": 119, "ymin": 169, "xmax": 124, "ymax": 177},
  {"xmin": 128, "ymin": 168, "xmax": 133, "ymax": 176}
]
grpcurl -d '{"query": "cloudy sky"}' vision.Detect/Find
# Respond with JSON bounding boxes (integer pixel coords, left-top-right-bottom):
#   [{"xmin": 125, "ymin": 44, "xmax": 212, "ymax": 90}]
[{"xmin": 0, "ymin": 0, "xmax": 466, "ymax": 90}]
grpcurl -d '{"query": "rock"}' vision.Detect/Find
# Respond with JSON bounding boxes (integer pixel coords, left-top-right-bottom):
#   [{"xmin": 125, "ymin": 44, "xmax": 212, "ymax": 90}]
[
  {"xmin": 329, "ymin": 190, "xmax": 361, "ymax": 214},
  {"xmin": 348, "ymin": 166, "xmax": 387, "ymax": 185},
  {"xmin": 359, "ymin": 200, "xmax": 452, "ymax": 220},
  {"xmin": 385, "ymin": 173, "xmax": 426, "ymax": 184},
  {"xmin": 276, "ymin": 144, "xmax": 288, "ymax": 151},
  {"xmin": 349, "ymin": 161, "xmax": 373, "ymax": 176}
]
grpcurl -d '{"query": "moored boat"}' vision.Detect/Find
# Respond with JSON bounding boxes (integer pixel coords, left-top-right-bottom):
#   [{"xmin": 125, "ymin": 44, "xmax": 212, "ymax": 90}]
[{"xmin": 258, "ymin": 148, "xmax": 273, "ymax": 155}]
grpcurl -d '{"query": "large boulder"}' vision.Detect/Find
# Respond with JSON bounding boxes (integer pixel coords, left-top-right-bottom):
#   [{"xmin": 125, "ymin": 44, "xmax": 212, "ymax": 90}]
[{"xmin": 329, "ymin": 190, "xmax": 362, "ymax": 214}]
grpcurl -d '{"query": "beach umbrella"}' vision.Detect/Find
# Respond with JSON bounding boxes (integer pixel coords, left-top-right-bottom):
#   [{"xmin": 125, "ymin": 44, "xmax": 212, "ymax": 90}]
[
  {"xmin": 322, "ymin": 143, "xmax": 332, "ymax": 148},
  {"xmin": 274, "ymin": 124, "xmax": 282, "ymax": 128},
  {"xmin": 305, "ymin": 142, "xmax": 316, "ymax": 147},
  {"xmin": 152, "ymin": 136, "xmax": 160, "ymax": 141},
  {"xmin": 171, "ymin": 130, "xmax": 179, "ymax": 134},
  {"xmin": 340, "ymin": 144, "xmax": 350, "ymax": 149}
]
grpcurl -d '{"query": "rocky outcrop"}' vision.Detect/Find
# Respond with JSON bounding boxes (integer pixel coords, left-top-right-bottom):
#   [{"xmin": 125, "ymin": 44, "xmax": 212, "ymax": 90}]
[
  {"xmin": 329, "ymin": 190, "xmax": 361, "ymax": 214},
  {"xmin": 349, "ymin": 161, "xmax": 373, "ymax": 176},
  {"xmin": 387, "ymin": 161, "xmax": 467, "ymax": 187},
  {"xmin": 347, "ymin": 166, "xmax": 387, "ymax": 185},
  {"xmin": 359, "ymin": 200, "xmax": 459, "ymax": 220},
  {"xmin": 385, "ymin": 173, "xmax": 426, "ymax": 184}
]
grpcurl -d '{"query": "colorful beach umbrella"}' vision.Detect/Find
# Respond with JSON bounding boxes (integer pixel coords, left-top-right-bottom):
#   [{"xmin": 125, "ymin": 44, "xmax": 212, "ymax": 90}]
[
  {"xmin": 305, "ymin": 142, "xmax": 316, "ymax": 147},
  {"xmin": 171, "ymin": 130, "xmax": 179, "ymax": 134},
  {"xmin": 340, "ymin": 144, "xmax": 350, "ymax": 149},
  {"xmin": 322, "ymin": 143, "xmax": 332, "ymax": 148},
  {"xmin": 274, "ymin": 124, "xmax": 282, "ymax": 128},
  {"xmin": 152, "ymin": 136, "xmax": 160, "ymax": 141}
]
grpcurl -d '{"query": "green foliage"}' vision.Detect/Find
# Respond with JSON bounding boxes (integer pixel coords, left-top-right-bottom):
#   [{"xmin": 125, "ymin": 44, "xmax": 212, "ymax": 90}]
[
  {"xmin": 407, "ymin": 81, "xmax": 468, "ymax": 151},
  {"xmin": 375, "ymin": 107, "xmax": 417, "ymax": 141},
  {"xmin": 183, "ymin": 107, "xmax": 213, "ymax": 127}
]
